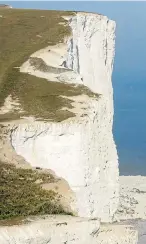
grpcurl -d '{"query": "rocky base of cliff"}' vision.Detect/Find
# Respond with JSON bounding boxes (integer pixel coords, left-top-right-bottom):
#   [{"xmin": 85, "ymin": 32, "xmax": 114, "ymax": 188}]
[
  {"xmin": 116, "ymin": 176, "xmax": 146, "ymax": 220},
  {"xmin": 0, "ymin": 215, "xmax": 138, "ymax": 244},
  {"xmin": 124, "ymin": 219, "xmax": 146, "ymax": 244}
]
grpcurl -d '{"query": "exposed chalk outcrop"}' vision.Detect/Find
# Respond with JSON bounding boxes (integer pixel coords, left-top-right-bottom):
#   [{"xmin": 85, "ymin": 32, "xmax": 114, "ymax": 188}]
[
  {"xmin": 0, "ymin": 216, "xmax": 138, "ymax": 244},
  {"xmin": 0, "ymin": 216, "xmax": 100, "ymax": 244},
  {"xmin": 10, "ymin": 12, "xmax": 119, "ymax": 222},
  {"xmin": 97, "ymin": 223, "xmax": 138, "ymax": 244}
]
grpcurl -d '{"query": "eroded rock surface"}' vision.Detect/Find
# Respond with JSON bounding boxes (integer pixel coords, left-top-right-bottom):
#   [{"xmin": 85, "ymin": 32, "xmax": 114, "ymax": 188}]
[{"xmin": 0, "ymin": 216, "xmax": 138, "ymax": 244}]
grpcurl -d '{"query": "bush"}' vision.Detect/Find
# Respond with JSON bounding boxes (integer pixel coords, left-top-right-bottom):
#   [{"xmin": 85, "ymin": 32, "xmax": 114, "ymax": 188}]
[{"xmin": 0, "ymin": 162, "xmax": 66, "ymax": 220}]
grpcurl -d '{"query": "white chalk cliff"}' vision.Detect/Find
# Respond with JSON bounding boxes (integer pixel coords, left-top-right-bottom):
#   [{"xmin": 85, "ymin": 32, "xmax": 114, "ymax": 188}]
[
  {"xmin": 0, "ymin": 11, "xmax": 139, "ymax": 244},
  {"xmin": 11, "ymin": 12, "xmax": 119, "ymax": 222}
]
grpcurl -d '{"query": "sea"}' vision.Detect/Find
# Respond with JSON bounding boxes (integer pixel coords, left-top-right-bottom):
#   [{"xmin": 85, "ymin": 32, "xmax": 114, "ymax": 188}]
[{"xmin": 112, "ymin": 2, "xmax": 146, "ymax": 176}]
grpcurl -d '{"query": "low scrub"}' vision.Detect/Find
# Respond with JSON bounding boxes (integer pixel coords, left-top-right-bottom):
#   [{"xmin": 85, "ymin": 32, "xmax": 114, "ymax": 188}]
[{"xmin": 0, "ymin": 162, "xmax": 66, "ymax": 220}]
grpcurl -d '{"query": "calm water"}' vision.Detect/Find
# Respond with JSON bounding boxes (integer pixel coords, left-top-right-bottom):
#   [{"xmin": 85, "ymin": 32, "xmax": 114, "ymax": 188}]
[
  {"xmin": 113, "ymin": 77, "xmax": 146, "ymax": 175},
  {"xmin": 111, "ymin": 2, "xmax": 146, "ymax": 175},
  {"xmin": 7, "ymin": 1, "xmax": 146, "ymax": 175}
]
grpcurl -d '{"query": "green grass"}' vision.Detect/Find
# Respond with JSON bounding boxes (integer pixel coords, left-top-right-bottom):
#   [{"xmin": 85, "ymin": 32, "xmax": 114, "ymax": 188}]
[
  {"xmin": 0, "ymin": 162, "xmax": 67, "ymax": 220},
  {"xmin": 0, "ymin": 8, "xmax": 73, "ymax": 82},
  {"xmin": 0, "ymin": 66, "xmax": 97, "ymax": 122},
  {"xmin": 0, "ymin": 8, "xmax": 99, "ymax": 122}
]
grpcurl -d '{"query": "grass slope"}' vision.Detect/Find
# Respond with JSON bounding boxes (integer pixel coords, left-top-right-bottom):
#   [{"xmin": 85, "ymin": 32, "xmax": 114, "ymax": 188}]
[
  {"xmin": 0, "ymin": 8, "xmax": 97, "ymax": 122},
  {"xmin": 0, "ymin": 162, "xmax": 67, "ymax": 220}
]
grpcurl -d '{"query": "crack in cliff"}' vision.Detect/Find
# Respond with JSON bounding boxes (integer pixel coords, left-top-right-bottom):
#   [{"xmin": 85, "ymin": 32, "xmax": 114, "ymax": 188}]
[
  {"xmin": 76, "ymin": 45, "xmax": 80, "ymax": 73},
  {"xmin": 83, "ymin": 16, "xmax": 87, "ymax": 31},
  {"xmin": 23, "ymin": 128, "xmax": 49, "ymax": 143},
  {"xmin": 10, "ymin": 126, "xmax": 18, "ymax": 150},
  {"xmin": 105, "ymin": 20, "xmax": 109, "ymax": 66}
]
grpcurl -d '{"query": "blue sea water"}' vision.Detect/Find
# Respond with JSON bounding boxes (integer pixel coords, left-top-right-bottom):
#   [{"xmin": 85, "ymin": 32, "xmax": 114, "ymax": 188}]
[
  {"xmin": 113, "ymin": 76, "xmax": 146, "ymax": 175},
  {"xmin": 111, "ymin": 2, "xmax": 146, "ymax": 176},
  {"xmin": 4, "ymin": 1, "xmax": 146, "ymax": 175}
]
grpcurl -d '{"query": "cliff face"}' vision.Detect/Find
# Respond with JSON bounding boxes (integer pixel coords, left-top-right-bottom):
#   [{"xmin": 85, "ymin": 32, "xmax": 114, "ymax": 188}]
[{"xmin": 10, "ymin": 12, "xmax": 119, "ymax": 222}]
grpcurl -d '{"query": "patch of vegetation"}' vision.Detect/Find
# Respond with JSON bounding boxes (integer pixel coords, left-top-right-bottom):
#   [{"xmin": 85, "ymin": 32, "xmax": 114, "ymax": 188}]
[
  {"xmin": 0, "ymin": 66, "xmax": 97, "ymax": 122},
  {"xmin": 29, "ymin": 57, "xmax": 70, "ymax": 74},
  {"xmin": 0, "ymin": 162, "xmax": 66, "ymax": 220}
]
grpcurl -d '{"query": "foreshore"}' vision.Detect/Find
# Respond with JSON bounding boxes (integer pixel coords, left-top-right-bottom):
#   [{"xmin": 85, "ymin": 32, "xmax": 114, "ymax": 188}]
[{"xmin": 116, "ymin": 176, "xmax": 146, "ymax": 244}]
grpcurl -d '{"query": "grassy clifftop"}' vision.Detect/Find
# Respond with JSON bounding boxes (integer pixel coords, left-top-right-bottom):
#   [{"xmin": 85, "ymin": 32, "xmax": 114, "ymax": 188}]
[
  {"xmin": 0, "ymin": 8, "xmax": 97, "ymax": 122},
  {"xmin": 0, "ymin": 8, "xmax": 72, "ymax": 81},
  {"xmin": 0, "ymin": 8, "xmax": 90, "ymax": 122}
]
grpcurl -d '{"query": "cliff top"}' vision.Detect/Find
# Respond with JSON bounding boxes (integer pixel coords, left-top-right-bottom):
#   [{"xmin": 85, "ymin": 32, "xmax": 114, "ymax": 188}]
[{"xmin": 0, "ymin": 8, "xmax": 98, "ymax": 123}]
